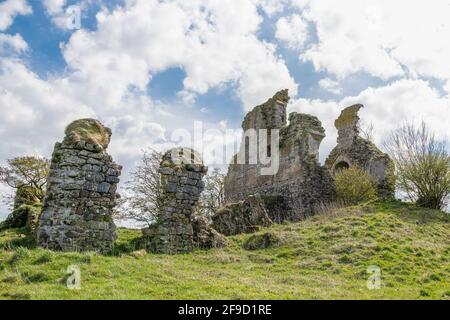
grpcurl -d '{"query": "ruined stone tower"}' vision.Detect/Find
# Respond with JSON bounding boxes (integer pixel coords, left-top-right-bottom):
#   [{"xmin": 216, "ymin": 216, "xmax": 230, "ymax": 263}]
[
  {"xmin": 325, "ymin": 105, "xmax": 395, "ymax": 198},
  {"xmin": 224, "ymin": 90, "xmax": 335, "ymax": 222},
  {"xmin": 37, "ymin": 119, "xmax": 122, "ymax": 253},
  {"xmin": 142, "ymin": 148, "xmax": 209, "ymax": 254}
]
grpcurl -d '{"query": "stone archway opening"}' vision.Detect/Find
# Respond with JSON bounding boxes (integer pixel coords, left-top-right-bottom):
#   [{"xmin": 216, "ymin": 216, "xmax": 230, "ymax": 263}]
[{"xmin": 333, "ymin": 161, "xmax": 350, "ymax": 173}]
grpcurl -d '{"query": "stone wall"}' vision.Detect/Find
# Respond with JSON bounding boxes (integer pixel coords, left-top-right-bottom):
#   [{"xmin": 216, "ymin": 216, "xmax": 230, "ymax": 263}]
[
  {"xmin": 325, "ymin": 105, "xmax": 395, "ymax": 198},
  {"xmin": 142, "ymin": 148, "xmax": 219, "ymax": 254},
  {"xmin": 36, "ymin": 119, "xmax": 121, "ymax": 253},
  {"xmin": 224, "ymin": 90, "xmax": 335, "ymax": 221}
]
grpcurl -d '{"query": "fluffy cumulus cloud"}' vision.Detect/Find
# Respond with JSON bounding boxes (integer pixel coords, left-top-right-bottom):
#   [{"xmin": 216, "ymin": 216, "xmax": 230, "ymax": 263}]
[
  {"xmin": 289, "ymin": 79, "xmax": 450, "ymax": 162},
  {"xmin": 293, "ymin": 0, "xmax": 450, "ymax": 82},
  {"xmin": 43, "ymin": 0, "xmax": 85, "ymax": 31},
  {"xmin": 61, "ymin": 0, "xmax": 297, "ymax": 110},
  {"xmin": 0, "ymin": 33, "xmax": 28, "ymax": 54},
  {"xmin": 275, "ymin": 14, "xmax": 309, "ymax": 50},
  {"xmin": 0, "ymin": 0, "xmax": 32, "ymax": 31},
  {"xmin": 318, "ymin": 77, "xmax": 341, "ymax": 95}
]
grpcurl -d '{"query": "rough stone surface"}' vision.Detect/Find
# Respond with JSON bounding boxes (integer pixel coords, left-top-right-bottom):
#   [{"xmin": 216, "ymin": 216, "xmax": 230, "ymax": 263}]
[
  {"xmin": 224, "ymin": 90, "xmax": 335, "ymax": 221},
  {"xmin": 325, "ymin": 105, "xmax": 395, "ymax": 198},
  {"xmin": 142, "ymin": 148, "xmax": 210, "ymax": 254},
  {"xmin": 192, "ymin": 215, "xmax": 228, "ymax": 249},
  {"xmin": 36, "ymin": 119, "xmax": 121, "ymax": 253},
  {"xmin": 212, "ymin": 194, "xmax": 273, "ymax": 236}
]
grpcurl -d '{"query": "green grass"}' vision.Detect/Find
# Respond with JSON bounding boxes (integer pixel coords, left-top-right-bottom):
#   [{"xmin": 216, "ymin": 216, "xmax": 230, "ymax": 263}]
[{"xmin": 0, "ymin": 200, "xmax": 449, "ymax": 300}]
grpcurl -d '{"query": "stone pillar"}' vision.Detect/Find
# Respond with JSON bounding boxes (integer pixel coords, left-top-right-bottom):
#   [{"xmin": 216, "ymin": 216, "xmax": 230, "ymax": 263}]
[
  {"xmin": 142, "ymin": 148, "xmax": 208, "ymax": 254},
  {"xmin": 37, "ymin": 119, "xmax": 121, "ymax": 253},
  {"xmin": 335, "ymin": 104, "xmax": 363, "ymax": 147}
]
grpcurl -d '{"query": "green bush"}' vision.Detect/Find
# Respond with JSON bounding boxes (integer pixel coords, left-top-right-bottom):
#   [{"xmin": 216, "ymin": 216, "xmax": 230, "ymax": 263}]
[{"xmin": 334, "ymin": 167, "xmax": 377, "ymax": 205}]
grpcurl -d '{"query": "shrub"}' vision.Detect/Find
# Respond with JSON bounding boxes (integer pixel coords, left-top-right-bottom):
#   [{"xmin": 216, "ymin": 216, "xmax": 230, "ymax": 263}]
[
  {"xmin": 384, "ymin": 122, "xmax": 450, "ymax": 210},
  {"xmin": 334, "ymin": 167, "xmax": 377, "ymax": 205}
]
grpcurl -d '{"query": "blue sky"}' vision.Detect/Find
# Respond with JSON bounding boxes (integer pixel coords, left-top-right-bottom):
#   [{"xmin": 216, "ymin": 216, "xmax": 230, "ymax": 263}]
[{"xmin": 0, "ymin": 0, "xmax": 449, "ymax": 219}]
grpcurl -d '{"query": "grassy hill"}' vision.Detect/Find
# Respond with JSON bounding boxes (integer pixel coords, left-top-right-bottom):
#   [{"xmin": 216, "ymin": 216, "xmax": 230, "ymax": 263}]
[{"xmin": 0, "ymin": 200, "xmax": 449, "ymax": 300}]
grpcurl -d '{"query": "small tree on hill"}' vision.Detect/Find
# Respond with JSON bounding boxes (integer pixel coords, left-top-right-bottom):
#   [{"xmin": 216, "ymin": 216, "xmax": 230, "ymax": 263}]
[
  {"xmin": 384, "ymin": 122, "xmax": 450, "ymax": 210},
  {"xmin": 197, "ymin": 168, "xmax": 225, "ymax": 216},
  {"xmin": 115, "ymin": 149, "xmax": 164, "ymax": 227}
]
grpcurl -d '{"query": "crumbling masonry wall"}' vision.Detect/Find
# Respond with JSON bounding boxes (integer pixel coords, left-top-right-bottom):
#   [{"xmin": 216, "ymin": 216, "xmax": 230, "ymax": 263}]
[
  {"xmin": 325, "ymin": 104, "xmax": 395, "ymax": 198},
  {"xmin": 142, "ymin": 148, "xmax": 210, "ymax": 254},
  {"xmin": 224, "ymin": 90, "xmax": 335, "ymax": 222},
  {"xmin": 37, "ymin": 119, "xmax": 121, "ymax": 253}
]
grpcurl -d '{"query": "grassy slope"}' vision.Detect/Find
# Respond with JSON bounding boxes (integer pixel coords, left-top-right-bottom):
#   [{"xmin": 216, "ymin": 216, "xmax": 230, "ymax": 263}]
[{"xmin": 0, "ymin": 200, "xmax": 449, "ymax": 300}]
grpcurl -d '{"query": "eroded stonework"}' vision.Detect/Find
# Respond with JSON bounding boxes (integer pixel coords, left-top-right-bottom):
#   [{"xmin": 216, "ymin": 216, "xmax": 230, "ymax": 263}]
[
  {"xmin": 212, "ymin": 194, "xmax": 272, "ymax": 236},
  {"xmin": 36, "ymin": 119, "xmax": 121, "ymax": 253},
  {"xmin": 224, "ymin": 90, "xmax": 335, "ymax": 222},
  {"xmin": 142, "ymin": 148, "xmax": 224, "ymax": 254},
  {"xmin": 325, "ymin": 105, "xmax": 395, "ymax": 198}
]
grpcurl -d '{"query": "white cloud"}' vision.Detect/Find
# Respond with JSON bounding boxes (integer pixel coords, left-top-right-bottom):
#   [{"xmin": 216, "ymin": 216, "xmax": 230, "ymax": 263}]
[
  {"xmin": 289, "ymin": 79, "xmax": 450, "ymax": 162},
  {"xmin": 0, "ymin": 58, "xmax": 95, "ymax": 159},
  {"xmin": 0, "ymin": 33, "xmax": 28, "ymax": 54},
  {"xmin": 444, "ymin": 80, "xmax": 450, "ymax": 96},
  {"xmin": 61, "ymin": 0, "xmax": 297, "ymax": 110},
  {"xmin": 43, "ymin": 0, "xmax": 66, "ymax": 14},
  {"xmin": 0, "ymin": 0, "xmax": 32, "ymax": 31},
  {"xmin": 275, "ymin": 14, "xmax": 309, "ymax": 50},
  {"xmin": 318, "ymin": 77, "xmax": 341, "ymax": 95},
  {"xmin": 43, "ymin": 0, "xmax": 85, "ymax": 31},
  {"xmin": 257, "ymin": 0, "xmax": 289, "ymax": 16},
  {"xmin": 293, "ymin": 0, "xmax": 450, "ymax": 83}
]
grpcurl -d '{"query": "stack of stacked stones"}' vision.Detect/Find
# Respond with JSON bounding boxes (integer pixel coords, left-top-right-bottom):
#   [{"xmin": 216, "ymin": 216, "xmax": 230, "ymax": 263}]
[
  {"xmin": 36, "ymin": 119, "xmax": 122, "ymax": 253},
  {"xmin": 142, "ymin": 148, "xmax": 208, "ymax": 254}
]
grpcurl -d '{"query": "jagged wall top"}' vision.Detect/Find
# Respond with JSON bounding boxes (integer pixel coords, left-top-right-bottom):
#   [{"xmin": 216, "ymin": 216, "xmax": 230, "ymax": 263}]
[
  {"xmin": 242, "ymin": 89, "xmax": 289, "ymax": 131},
  {"xmin": 335, "ymin": 104, "xmax": 363, "ymax": 146}
]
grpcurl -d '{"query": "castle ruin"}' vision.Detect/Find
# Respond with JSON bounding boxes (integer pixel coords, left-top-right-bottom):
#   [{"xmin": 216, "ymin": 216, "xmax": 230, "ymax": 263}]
[
  {"xmin": 222, "ymin": 90, "xmax": 394, "ymax": 225},
  {"xmin": 223, "ymin": 90, "xmax": 335, "ymax": 222},
  {"xmin": 325, "ymin": 104, "xmax": 395, "ymax": 198}
]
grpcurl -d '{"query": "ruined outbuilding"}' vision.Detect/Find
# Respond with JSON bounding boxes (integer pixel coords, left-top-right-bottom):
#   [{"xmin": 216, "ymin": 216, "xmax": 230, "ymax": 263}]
[
  {"xmin": 142, "ymin": 148, "xmax": 226, "ymax": 254},
  {"xmin": 223, "ymin": 90, "xmax": 335, "ymax": 222},
  {"xmin": 325, "ymin": 105, "xmax": 395, "ymax": 198},
  {"xmin": 37, "ymin": 119, "xmax": 122, "ymax": 253}
]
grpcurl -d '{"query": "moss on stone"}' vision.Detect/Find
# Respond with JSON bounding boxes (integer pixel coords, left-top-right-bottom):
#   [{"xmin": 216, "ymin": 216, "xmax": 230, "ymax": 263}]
[
  {"xmin": 334, "ymin": 104, "xmax": 363, "ymax": 129},
  {"xmin": 65, "ymin": 119, "xmax": 112, "ymax": 150}
]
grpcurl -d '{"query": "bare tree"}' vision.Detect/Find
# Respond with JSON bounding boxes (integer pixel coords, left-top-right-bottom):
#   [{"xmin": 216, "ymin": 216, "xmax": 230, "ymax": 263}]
[
  {"xmin": 197, "ymin": 168, "xmax": 225, "ymax": 216},
  {"xmin": 114, "ymin": 149, "xmax": 163, "ymax": 227},
  {"xmin": 0, "ymin": 156, "xmax": 50, "ymax": 209},
  {"xmin": 384, "ymin": 122, "xmax": 450, "ymax": 210},
  {"xmin": 359, "ymin": 120, "xmax": 375, "ymax": 142}
]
